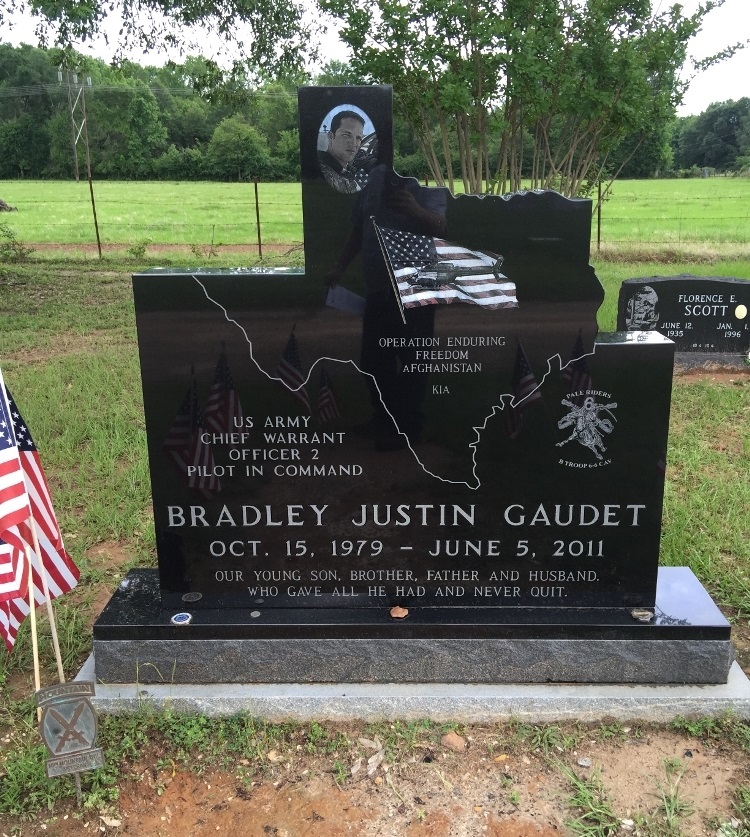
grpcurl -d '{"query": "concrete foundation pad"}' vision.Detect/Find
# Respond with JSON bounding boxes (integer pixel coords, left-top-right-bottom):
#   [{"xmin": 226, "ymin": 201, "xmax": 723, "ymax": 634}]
[{"xmin": 77, "ymin": 656, "xmax": 750, "ymax": 723}]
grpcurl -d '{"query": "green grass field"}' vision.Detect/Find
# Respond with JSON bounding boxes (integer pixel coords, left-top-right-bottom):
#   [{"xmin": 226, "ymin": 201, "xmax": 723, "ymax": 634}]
[
  {"xmin": 1, "ymin": 177, "xmax": 749, "ymax": 250},
  {"xmin": 599, "ymin": 177, "xmax": 750, "ymax": 245},
  {"xmin": 0, "ymin": 181, "xmax": 303, "ymax": 246},
  {"xmin": 0, "ymin": 182, "xmax": 749, "ymax": 822}
]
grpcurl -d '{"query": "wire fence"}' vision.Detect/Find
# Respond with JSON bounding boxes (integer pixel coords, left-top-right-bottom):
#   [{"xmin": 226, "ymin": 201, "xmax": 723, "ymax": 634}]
[{"xmin": 2, "ymin": 184, "xmax": 749, "ymax": 251}]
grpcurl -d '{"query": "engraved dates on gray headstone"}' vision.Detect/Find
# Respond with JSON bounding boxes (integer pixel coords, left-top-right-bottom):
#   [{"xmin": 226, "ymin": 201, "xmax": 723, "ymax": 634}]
[{"xmin": 617, "ymin": 275, "xmax": 749, "ymax": 355}]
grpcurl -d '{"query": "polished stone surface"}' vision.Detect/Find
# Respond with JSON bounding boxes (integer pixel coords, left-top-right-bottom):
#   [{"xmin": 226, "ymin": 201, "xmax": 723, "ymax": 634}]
[
  {"xmin": 132, "ymin": 262, "xmax": 674, "ymax": 612},
  {"xmin": 136, "ymin": 90, "xmax": 637, "ymax": 615},
  {"xmin": 92, "ymin": 567, "xmax": 732, "ymax": 684}
]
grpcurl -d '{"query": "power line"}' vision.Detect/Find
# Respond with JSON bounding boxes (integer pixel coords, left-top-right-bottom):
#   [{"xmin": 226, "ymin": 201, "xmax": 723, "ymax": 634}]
[{"xmin": 0, "ymin": 83, "xmax": 296, "ymax": 98}]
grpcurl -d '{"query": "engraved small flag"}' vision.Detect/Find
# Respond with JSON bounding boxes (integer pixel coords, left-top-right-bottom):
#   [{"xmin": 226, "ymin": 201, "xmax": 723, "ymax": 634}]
[
  {"xmin": 204, "ymin": 347, "xmax": 243, "ymax": 434},
  {"xmin": 317, "ymin": 364, "xmax": 340, "ymax": 423},
  {"xmin": 506, "ymin": 342, "xmax": 543, "ymax": 439},
  {"xmin": 277, "ymin": 329, "xmax": 310, "ymax": 410},
  {"xmin": 164, "ymin": 375, "xmax": 220, "ymax": 498}
]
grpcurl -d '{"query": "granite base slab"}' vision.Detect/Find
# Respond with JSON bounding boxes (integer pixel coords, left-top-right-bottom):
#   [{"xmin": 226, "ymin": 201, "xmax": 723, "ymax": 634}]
[
  {"xmin": 674, "ymin": 352, "xmax": 750, "ymax": 371},
  {"xmin": 77, "ymin": 656, "xmax": 750, "ymax": 722},
  {"xmin": 92, "ymin": 567, "xmax": 733, "ymax": 685}
]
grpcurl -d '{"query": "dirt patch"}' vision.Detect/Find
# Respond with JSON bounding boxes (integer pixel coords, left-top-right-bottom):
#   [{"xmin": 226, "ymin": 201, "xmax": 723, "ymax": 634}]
[
  {"xmin": 27, "ymin": 243, "xmax": 298, "ymax": 257},
  {"xmin": 2, "ymin": 330, "xmax": 135, "ymax": 364},
  {"xmin": 2, "ymin": 727, "xmax": 746, "ymax": 837},
  {"xmin": 573, "ymin": 731, "xmax": 744, "ymax": 835}
]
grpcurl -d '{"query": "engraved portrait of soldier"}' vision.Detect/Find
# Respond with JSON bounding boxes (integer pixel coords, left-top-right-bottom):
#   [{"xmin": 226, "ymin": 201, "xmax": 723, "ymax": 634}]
[{"xmin": 317, "ymin": 106, "xmax": 377, "ymax": 193}]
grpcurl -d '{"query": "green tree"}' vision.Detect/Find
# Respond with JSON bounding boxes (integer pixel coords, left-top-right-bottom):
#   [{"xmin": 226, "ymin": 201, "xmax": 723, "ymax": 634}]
[
  {"xmin": 46, "ymin": 110, "xmax": 76, "ymax": 177},
  {"xmin": 164, "ymin": 98, "xmax": 213, "ymax": 149},
  {"xmin": 0, "ymin": 114, "xmax": 51, "ymax": 177},
  {"xmin": 319, "ymin": 0, "xmax": 737, "ymax": 196},
  {"xmin": 608, "ymin": 123, "xmax": 674, "ymax": 179},
  {"xmin": 0, "ymin": 42, "xmax": 60, "ymax": 123},
  {"xmin": 314, "ymin": 60, "xmax": 363, "ymax": 86},
  {"xmin": 272, "ymin": 128, "xmax": 301, "ymax": 180},
  {"xmin": 249, "ymin": 81, "xmax": 298, "ymax": 152},
  {"xmin": 154, "ymin": 144, "xmax": 206, "ymax": 179},
  {"xmin": 677, "ymin": 99, "xmax": 750, "ymax": 171},
  {"xmin": 126, "ymin": 87, "xmax": 169, "ymax": 177},
  {"xmin": 2, "ymin": 0, "xmax": 312, "ymax": 78},
  {"xmin": 205, "ymin": 115, "xmax": 271, "ymax": 180}
]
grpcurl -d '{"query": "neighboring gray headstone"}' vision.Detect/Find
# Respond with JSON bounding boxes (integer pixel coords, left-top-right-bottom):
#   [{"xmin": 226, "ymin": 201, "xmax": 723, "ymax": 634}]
[{"xmin": 617, "ymin": 275, "xmax": 749, "ymax": 363}]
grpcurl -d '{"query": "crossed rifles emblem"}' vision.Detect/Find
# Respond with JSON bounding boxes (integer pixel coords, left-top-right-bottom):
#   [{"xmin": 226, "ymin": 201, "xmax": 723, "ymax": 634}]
[
  {"xmin": 36, "ymin": 682, "xmax": 105, "ymax": 779},
  {"xmin": 47, "ymin": 701, "xmax": 91, "ymax": 752},
  {"xmin": 38, "ymin": 683, "xmax": 98, "ymax": 758}
]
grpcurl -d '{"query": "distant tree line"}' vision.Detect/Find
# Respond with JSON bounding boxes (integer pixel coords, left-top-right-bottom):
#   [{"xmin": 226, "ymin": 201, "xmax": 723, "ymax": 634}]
[
  {"xmin": 0, "ymin": 44, "xmax": 748, "ymax": 184},
  {"xmin": 670, "ymin": 100, "xmax": 750, "ymax": 176}
]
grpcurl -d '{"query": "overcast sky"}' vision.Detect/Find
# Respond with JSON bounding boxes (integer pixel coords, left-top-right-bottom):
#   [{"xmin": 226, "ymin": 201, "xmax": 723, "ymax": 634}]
[
  {"xmin": 1, "ymin": 0, "xmax": 747, "ymax": 116},
  {"xmin": 675, "ymin": 0, "xmax": 749, "ymax": 115}
]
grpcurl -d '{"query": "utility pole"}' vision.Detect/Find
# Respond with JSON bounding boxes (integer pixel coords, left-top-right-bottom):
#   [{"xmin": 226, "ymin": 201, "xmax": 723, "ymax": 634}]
[
  {"xmin": 58, "ymin": 68, "xmax": 102, "ymax": 259},
  {"xmin": 58, "ymin": 68, "xmax": 80, "ymax": 183}
]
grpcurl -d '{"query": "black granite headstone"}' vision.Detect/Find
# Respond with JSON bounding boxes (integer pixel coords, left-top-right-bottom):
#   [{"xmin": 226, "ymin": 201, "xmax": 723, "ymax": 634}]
[
  {"xmin": 92, "ymin": 86, "xmax": 734, "ymax": 686},
  {"xmin": 617, "ymin": 275, "xmax": 749, "ymax": 357},
  {"xmin": 128, "ymin": 86, "xmax": 676, "ymax": 616}
]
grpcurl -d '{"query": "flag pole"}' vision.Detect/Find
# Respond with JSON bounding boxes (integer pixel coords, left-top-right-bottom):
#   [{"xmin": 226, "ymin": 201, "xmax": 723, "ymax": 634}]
[
  {"xmin": 371, "ymin": 217, "xmax": 407, "ymax": 325},
  {"xmin": 29, "ymin": 516, "xmax": 65, "ymax": 683},
  {"xmin": 25, "ymin": 542, "xmax": 42, "ymax": 720},
  {"xmin": 28, "ymin": 518, "xmax": 83, "ymax": 806}
]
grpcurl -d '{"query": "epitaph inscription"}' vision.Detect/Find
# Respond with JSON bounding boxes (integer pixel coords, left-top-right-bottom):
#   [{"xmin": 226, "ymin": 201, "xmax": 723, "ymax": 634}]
[{"xmin": 617, "ymin": 275, "xmax": 749, "ymax": 355}]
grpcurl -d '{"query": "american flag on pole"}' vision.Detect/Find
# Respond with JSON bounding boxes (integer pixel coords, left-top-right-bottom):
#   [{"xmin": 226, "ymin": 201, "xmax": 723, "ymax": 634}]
[
  {"xmin": 163, "ymin": 375, "xmax": 221, "ymax": 498},
  {"xmin": 0, "ymin": 385, "xmax": 79, "ymax": 651},
  {"xmin": 0, "ymin": 537, "xmax": 26, "ymax": 604},
  {"xmin": 204, "ymin": 347, "xmax": 243, "ymax": 434},
  {"xmin": 0, "ymin": 588, "xmax": 27, "ymax": 651},
  {"xmin": 373, "ymin": 222, "xmax": 518, "ymax": 311},
  {"xmin": 277, "ymin": 328, "xmax": 310, "ymax": 410},
  {"xmin": 0, "ymin": 371, "xmax": 30, "ymax": 601},
  {"xmin": 561, "ymin": 330, "xmax": 592, "ymax": 401},
  {"xmin": 506, "ymin": 342, "xmax": 543, "ymax": 439},
  {"xmin": 317, "ymin": 364, "xmax": 341, "ymax": 423}
]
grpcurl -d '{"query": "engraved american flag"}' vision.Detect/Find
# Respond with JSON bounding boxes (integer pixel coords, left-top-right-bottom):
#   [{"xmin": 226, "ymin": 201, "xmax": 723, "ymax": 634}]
[
  {"xmin": 204, "ymin": 347, "xmax": 243, "ymax": 434},
  {"xmin": 507, "ymin": 342, "xmax": 543, "ymax": 439},
  {"xmin": 163, "ymin": 376, "xmax": 221, "ymax": 498},
  {"xmin": 277, "ymin": 329, "xmax": 310, "ymax": 410},
  {"xmin": 374, "ymin": 223, "xmax": 518, "ymax": 310}
]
